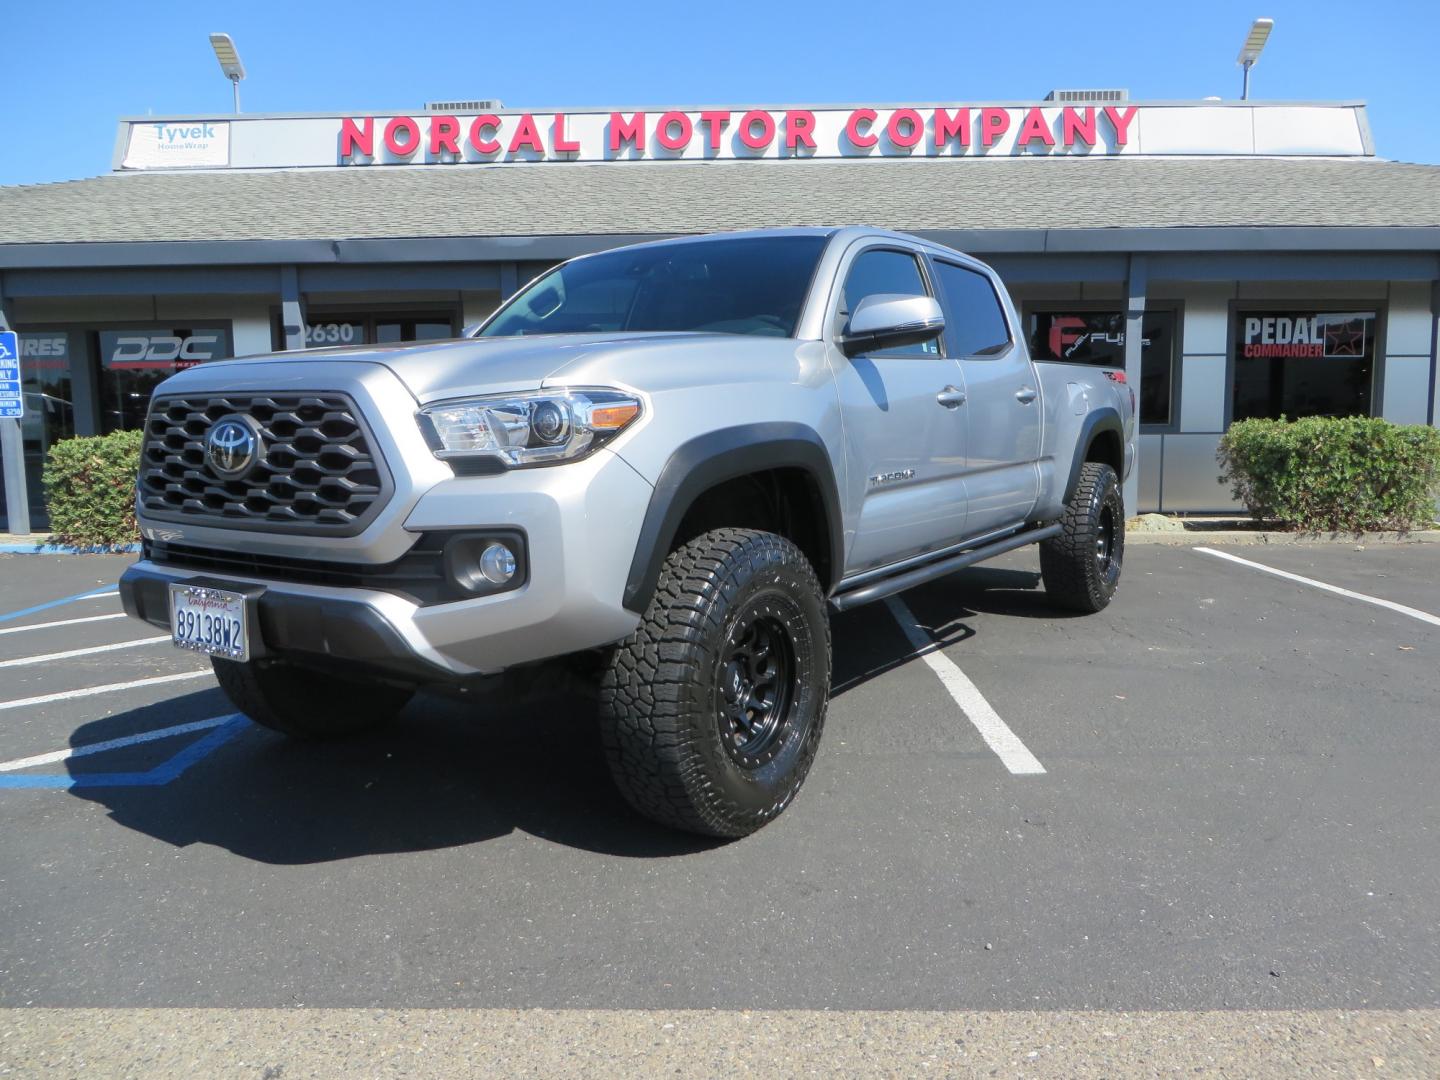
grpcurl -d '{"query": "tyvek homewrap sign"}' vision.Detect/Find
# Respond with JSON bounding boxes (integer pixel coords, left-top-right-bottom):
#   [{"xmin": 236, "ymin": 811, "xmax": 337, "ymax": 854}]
[{"xmin": 123, "ymin": 121, "xmax": 231, "ymax": 169}]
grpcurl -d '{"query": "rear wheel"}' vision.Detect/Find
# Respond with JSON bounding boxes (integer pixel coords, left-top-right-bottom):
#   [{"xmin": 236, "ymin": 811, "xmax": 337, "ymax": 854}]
[
  {"xmin": 599, "ymin": 528, "xmax": 830, "ymax": 838},
  {"xmin": 1040, "ymin": 461, "xmax": 1124, "ymax": 613},
  {"xmin": 212, "ymin": 658, "xmax": 413, "ymax": 739}
]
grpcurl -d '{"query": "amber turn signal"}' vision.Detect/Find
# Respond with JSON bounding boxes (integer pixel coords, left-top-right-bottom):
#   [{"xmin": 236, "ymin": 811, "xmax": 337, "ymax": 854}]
[{"xmin": 589, "ymin": 402, "xmax": 641, "ymax": 430}]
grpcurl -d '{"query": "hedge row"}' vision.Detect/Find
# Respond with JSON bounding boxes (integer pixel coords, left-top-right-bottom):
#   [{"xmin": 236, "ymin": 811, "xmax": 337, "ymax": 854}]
[
  {"xmin": 30, "ymin": 414, "xmax": 1440, "ymax": 549},
  {"xmin": 42, "ymin": 429, "xmax": 145, "ymax": 548},
  {"xmin": 1217, "ymin": 416, "xmax": 1440, "ymax": 533}
]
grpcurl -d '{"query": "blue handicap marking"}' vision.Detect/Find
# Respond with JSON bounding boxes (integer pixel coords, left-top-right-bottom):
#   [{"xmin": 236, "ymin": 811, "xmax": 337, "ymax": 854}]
[
  {"xmin": 0, "ymin": 715, "xmax": 250, "ymax": 790},
  {"xmin": 0, "ymin": 330, "xmax": 20, "ymax": 420}
]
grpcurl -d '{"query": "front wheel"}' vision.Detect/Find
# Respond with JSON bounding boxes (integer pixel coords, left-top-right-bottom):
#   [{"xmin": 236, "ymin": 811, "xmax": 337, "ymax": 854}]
[
  {"xmin": 599, "ymin": 528, "xmax": 831, "ymax": 838},
  {"xmin": 1039, "ymin": 461, "xmax": 1124, "ymax": 613},
  {"xmin": 212, "ymin": 658, "xmax": 414, "ymax": 739}
]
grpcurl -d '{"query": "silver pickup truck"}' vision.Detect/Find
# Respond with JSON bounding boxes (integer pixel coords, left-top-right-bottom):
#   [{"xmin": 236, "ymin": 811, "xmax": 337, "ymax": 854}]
[{"xmin": 120, "ymin": 227, "xmax": 1135, "ymax": 837}]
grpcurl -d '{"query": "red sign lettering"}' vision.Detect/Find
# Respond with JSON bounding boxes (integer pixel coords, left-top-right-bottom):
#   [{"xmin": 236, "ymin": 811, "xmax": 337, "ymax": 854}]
[
  {"xmin": 610, "ymin": 112, "xmax": 646, "ymax": 153},
  {"xmin": 846, "ymin": 108, "xmax": 878, "ymax": 149},
  {"xmin": 383, "ymin": 117, "xmax": 420, "ymax": 157}
]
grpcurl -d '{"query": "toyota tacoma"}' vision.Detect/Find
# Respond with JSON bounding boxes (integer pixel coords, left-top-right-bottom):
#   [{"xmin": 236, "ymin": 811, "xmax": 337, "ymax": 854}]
[{"xmin": 121, "ymin": 227, "xmax": 1135, "ymax": 837}]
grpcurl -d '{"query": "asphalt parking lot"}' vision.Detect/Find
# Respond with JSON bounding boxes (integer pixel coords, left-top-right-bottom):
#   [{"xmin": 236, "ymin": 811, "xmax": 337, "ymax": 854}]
[{"xmin": 0, "ymin": 542, "xmax": 1437, "ymax": 1047}]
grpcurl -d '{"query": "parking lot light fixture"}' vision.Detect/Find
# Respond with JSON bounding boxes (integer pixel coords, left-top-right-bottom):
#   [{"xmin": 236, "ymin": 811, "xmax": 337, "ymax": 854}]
[
  {"xmin": 1237, "ymin": 17, "xmax": 1274, "ymax": 100},
  {"xmin": 209, "ymin": 32, "xmax": 246, "ymax": 114}
]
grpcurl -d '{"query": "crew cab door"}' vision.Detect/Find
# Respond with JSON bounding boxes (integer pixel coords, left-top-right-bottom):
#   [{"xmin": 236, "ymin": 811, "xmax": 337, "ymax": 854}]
[
  {"xmin": 928, "ymin": 257, "xmax": 1041, "ymax": 538},
  {"xmin": 828, "ymin": 244, "xmax": 969, "ymax": 575}
]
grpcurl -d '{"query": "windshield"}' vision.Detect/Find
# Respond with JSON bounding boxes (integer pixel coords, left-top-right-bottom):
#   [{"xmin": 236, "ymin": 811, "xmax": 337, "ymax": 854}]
[{"xmin": 479, "ymin": 235, "xmax": 828, "ymax": 339}]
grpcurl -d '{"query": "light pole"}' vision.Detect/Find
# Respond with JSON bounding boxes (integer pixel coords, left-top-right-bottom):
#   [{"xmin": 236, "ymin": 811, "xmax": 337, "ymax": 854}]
[
  {"xmin": 209, "ymin": 32, "xmax": 246, "ymax": 114},
  {"xmin": 1237, "ymin": 18, "xmax": 1274, "ymax": 100}
]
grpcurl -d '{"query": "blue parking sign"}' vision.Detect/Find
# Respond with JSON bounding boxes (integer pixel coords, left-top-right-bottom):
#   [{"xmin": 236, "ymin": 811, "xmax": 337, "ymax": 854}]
[{"xmin": 0, "ymin": 330, "xmax": 21, "ymax": 420}]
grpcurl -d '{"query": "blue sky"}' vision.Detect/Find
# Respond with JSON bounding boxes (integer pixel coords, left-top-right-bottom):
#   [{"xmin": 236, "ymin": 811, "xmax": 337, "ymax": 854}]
[{"xmin": 0, "ymin": 0, "xmax": 1434, "ymax": 186}]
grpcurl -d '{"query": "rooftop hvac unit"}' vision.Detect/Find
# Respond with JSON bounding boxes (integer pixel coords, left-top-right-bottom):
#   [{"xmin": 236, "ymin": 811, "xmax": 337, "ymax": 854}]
[
  {"xmin": 1043, "ymin": 89, "xmax": 1129, "ymax": 103},
  {"xmin": 425, "ymin": 100, "xmax": 504, "ymax": 112}
]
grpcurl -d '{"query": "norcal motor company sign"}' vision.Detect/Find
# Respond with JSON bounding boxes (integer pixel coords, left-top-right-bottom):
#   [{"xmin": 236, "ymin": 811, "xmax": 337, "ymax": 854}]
[
  {"xmin": 336, "ymin": 105, "xmax": 1139, "ymax": 164},
  {"xmin": 117, "ymin": 103, "xmax": 1373, "ymax": 170}
]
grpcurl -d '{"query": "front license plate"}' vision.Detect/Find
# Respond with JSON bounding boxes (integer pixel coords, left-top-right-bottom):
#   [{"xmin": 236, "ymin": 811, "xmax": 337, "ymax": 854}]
[{"xmin": 169, "ymin": 584, "xmax": 250, "ymax": 662}]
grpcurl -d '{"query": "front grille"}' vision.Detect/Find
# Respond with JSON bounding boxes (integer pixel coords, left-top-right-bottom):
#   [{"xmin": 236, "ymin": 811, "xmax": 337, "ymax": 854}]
[{"xmin": 139, "ymin": 392, "xmax": 390, "ymax": 535}]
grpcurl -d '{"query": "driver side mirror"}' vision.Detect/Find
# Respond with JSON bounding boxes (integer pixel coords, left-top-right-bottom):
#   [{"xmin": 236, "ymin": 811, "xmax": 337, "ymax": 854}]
[{"xmin": 840, "ymin": 294, "xmax": 946, "ymax": 357}]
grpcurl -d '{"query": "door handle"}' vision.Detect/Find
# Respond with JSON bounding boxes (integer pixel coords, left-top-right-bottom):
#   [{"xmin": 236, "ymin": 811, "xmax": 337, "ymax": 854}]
[
  {"xmin": 936, "ymin": 386, "xmax": 967, "ymax": 409},
  {"xmin": 1015, "ymin": 386, "xmax": 1038, "ymax": 404}
]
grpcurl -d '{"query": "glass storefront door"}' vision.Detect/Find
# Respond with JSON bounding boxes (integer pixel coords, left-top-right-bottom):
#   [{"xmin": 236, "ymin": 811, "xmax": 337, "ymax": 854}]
[
  {"xmin": 96, "ymin": 327, "xmax": 232, "ymax": 433},
  {"xmin": 0, "ymin": 331, "xmax": 77, "ymax": 528},
  {"xmin": 278, "ymin": 311, "xmax": 459, "ymax": 351}
]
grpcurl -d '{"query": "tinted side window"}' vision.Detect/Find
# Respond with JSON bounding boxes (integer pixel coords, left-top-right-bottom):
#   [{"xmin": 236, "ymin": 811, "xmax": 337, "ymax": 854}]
[
  {"xmin": 839, "ymin": 249, "xmax": 938, "ymax": 357},
  {"xmin": 932, "ymin": 261, "xmax": 1012, "ymax": 358}
]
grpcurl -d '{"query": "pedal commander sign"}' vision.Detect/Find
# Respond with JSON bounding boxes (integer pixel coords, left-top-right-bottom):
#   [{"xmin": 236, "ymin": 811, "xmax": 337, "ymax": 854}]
[
  {"xmin": 1239, "ymin": 313, "xmax": 1375, "ymax": 359},
  {"xmin": 116, "ymin": 103, "xmax": 1373, "ymax": 170}
]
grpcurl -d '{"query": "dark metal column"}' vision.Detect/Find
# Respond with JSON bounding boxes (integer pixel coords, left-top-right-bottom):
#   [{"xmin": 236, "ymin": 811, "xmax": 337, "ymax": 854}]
[
  {"xmin": 280, "ymin": 266, "xmax": 308, "ymax": 351},
  {"xmin": 499, "ymin": 262, "xmax": 519, "ymax": 301},
  {"xmin": 1428, "ymin": 279, "xmax": 1439, "ymax": 428},
  {"xmin": 1123, "ymin": 255, "xmax": 1148, "ymax": 516}
]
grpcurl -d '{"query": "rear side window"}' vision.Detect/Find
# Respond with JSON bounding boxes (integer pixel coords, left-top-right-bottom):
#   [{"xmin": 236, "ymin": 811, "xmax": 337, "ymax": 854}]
[
  {"xmin": 839, "ymin": 248, "xmax": 938, "ymax": 357},
  {"xmin": 932, "ymin": 261, "xmax": 1012, "ymax": 358}
]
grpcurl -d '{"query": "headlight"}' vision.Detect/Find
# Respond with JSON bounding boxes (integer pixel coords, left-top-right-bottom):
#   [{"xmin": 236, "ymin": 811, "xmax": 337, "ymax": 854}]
[{"xmin": 417, "ymin": 388, "xmax": 642, "ymax": 468}]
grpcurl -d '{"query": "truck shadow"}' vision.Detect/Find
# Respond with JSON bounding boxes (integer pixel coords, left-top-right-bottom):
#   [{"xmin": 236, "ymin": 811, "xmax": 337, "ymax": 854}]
[{"xmin": 66, "ymin": 565, "xmax": 1072, "ymax": 864}]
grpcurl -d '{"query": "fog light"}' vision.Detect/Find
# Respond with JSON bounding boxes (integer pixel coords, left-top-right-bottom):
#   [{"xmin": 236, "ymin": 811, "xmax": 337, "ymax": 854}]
[{"xmin": 479, "ymin": 542, "xmax": 517, "ymax": 585}]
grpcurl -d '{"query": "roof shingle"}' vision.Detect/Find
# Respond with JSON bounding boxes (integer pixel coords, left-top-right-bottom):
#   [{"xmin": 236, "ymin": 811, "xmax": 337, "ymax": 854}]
[{"xmin": 2, "ymin": 157, "xmax": 1439, "ymax": 245}]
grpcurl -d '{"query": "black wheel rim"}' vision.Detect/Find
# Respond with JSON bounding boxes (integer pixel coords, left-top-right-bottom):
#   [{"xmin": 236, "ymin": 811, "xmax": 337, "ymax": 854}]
[
  {"xmin": 716, "ymin": 611, "xmax": 798, "ymax": 770},
  {"xmin": 1096, "ymin": 502, "xmax": 1118, "ymax": 575}
]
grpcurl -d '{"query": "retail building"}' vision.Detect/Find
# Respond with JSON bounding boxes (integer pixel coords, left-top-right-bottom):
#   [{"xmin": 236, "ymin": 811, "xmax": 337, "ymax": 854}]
[{"xmin": 2, "ymin": 95, "xmax": 1438, "ymax": 526}]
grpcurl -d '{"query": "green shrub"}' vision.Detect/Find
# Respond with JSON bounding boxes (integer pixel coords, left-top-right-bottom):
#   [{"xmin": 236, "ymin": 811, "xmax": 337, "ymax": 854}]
[
  {"xmin": 43, "ymin": 429, "xmax": 145, "ymax": 548},
  {"xmin": 1217, "ymin": 416, "xmax": 1440, "ymax": 533}
]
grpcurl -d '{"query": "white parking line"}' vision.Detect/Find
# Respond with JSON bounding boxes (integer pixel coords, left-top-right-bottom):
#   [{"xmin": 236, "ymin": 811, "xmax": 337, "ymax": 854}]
[
  {"xmin": 884, "ymin": 596, "xmax": 1046, "ymax": 775},
  {"xmin": 0, "ymin": 714, "xmax": 239, "ymax": 773},
  {"xmin": 0, "ymin": 613, "xmax": 129, "ymax": 637},
  {"xmin": 0, "ymin": 670, "xmax": 212, "ymax": 712},
  {"xmin": 1194, "ymin": 547, "xmax": 1440, "ymax": 628},
  {"xmin": 0, "ymin": 635, "xmax": 170, "ymax": 669}
]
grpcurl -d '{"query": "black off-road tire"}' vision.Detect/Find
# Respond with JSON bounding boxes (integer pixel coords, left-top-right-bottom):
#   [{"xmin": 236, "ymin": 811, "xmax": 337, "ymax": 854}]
[
  {"xmin": 212, "ymin": 657, "xmax": 414, "ymax": 739},
  {"xmin": 1039, "ymin": 461, "xmax": 1125, "ymax": 613},
  {"xmin": 599, "ymin": 528, "xmax": 831, "ymax": 838}
]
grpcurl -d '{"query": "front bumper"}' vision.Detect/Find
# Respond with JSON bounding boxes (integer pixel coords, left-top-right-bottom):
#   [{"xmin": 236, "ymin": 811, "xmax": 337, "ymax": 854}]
[
  {"xmin": 122, "ymin": 565, "xmax": 453, "ymax": 682},
  {"xmin": 122, "ymin": 447, "xmax": 653, "ymax": 681}
]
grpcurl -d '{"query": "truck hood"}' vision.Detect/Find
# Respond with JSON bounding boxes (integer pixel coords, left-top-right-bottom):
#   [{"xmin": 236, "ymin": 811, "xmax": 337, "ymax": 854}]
[{"xmin": 207, "ymin": 332, "xmax": 785, "ymax": 403}]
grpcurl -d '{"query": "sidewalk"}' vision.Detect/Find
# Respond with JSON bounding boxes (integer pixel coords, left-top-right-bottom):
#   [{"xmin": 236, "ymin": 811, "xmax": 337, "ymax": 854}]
[
  {"xmin": 1126, "ymin": 515, "xmax": 1440, "ymax": 546},
  {"xmin": 0, "ymin": 532, "xmax": 140, "ymax": 554}
]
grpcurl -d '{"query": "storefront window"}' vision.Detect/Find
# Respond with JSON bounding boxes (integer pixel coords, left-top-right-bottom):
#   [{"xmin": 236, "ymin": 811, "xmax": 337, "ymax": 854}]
[
  {"xmin": 303, "ymin": 320, "xmax": 363, "ymax": 347},
  {"xmin": 376, "ymin": 319, "xmax": 455, "ymax": 343},
  {"xmin": 1231, "ymin": 310, "xmax": 1375, "ymax": 421},
  {"xmin": 283, "ymin": 312, "xmax": 459, "ymax": 350},
  {"xmin": 1028, "ymin": 311, "xmax": 1176, "ymax": 426},
  {"xmin": 13, "ymin": 331, "xmax": 77, "ymax": 522},
  {"xmin": 96, "ymin": 327, "xmax": 231, "ymax": 433}
]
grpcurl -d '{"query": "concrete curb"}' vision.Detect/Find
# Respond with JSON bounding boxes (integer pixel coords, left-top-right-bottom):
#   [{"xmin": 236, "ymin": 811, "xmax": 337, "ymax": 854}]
[
  {"xmin": 0, "ymin": 542, "xmax": 141, "ymax": 555},
  {"xmin": 1125, "ymin": 529, "xmax": 1440, "ymax": 546}
]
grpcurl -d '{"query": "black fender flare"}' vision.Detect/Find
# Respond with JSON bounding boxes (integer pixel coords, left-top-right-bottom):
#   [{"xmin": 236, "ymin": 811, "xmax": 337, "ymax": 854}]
[
  {"xmin": 1063, "ymin": 407, "xmax": 1125, "ymax": 506},
  {"xmin": 622, "ymin": 423, "xmax": 845, "ymax": 613}
]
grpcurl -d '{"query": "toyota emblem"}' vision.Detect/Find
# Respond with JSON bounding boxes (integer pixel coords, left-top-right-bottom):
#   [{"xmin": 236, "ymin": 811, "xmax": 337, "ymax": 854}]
[{"xmin": 205, "ymin": 416, "xmax": 262, "ymax": 479}]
